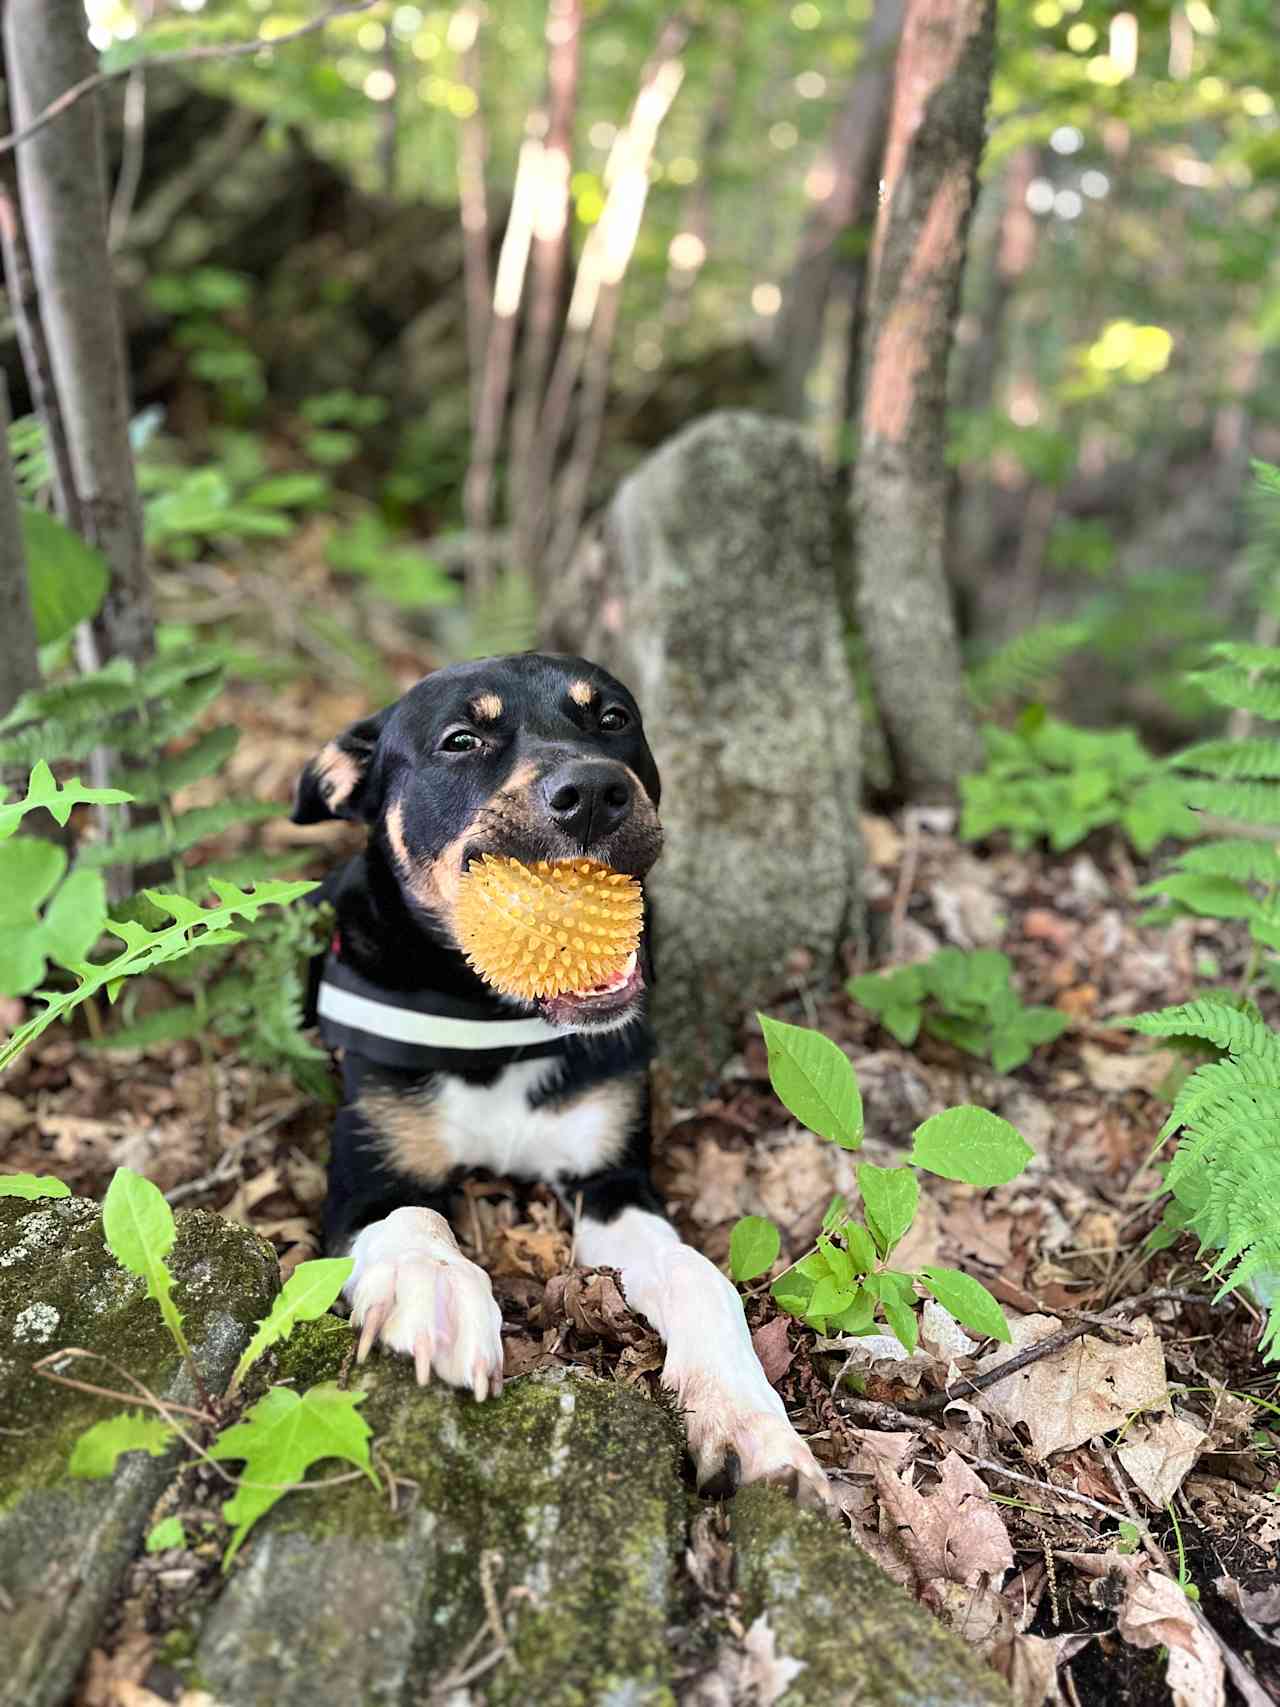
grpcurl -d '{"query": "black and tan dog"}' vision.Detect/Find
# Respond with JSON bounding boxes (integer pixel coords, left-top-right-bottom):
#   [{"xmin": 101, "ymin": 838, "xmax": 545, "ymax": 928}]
[{"xmin": 294, "ymin": 651, "xmax": 829, "ymax": 1505}]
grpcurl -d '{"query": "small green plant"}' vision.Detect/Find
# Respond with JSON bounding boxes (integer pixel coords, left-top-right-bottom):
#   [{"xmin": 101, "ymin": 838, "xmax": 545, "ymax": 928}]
[
  {"xmin": 8, "ymin": 1167, "xmax": 374, "ymax": 1567},
  {"xmin": 968, "ymin": 620, "xmax": 1091, "ymax": 715},
  {"xmin": 728, "ymin": 1017, "xmax": 1032, "ymax": 1350},
  {"xmin": 848, "ymin": 947, "xmax": 1068, "ymax": 1072},
  {"xmin": 960, "ymin": 708, "xmax": 1197, "ymax": 854},
  {"xmin": 1123, "ymin": 996, "xmax": 1280, "ymax": 1363}
]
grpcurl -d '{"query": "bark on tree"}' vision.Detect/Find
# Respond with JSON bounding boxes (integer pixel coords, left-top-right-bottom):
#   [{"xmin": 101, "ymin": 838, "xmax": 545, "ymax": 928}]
[
  {"xmin": 851, "ymin": 0, "xmax": 993, "ymax": 799},
  {"xmin": 5, "ymin": 0, "xmax": 152, "ymax": 669},
  {"xmin": 774, "ymin": 0, "xmax": 903, "ymax": 421},
  {"xmin": 0, "ymin": 377, "xmax": 40, "ymax": 720}
]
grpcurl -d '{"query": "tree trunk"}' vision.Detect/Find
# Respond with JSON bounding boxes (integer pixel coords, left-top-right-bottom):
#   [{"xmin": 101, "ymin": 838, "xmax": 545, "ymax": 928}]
[
  {"xmin": 4, "ymin": 0, "xmax": 152, "ymax": 669},
  {"xmin": 850, "ymin": 0, "xmax": 993, "ymax": 799},
  {"xmin": 773, "ymin": 0, "xmax": 903, "ymax": 421},
  {"xmin": 0, "ymin": 377, "xmax": 40, "ymax": 720}
]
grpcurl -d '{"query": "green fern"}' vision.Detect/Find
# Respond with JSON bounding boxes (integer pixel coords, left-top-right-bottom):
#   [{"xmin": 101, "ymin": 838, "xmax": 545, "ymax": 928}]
[
  {"xmin": 76, "ymin": 800, "xmax": 281, "ymax": 869},
  {"xmin": 119, "ymin": 725, "xmax": 240, "ymax": 804},
  {"xmin": 968, "ymin": 621, "xmax": 1090, "ymax": 713},
  {"xmin": 1123, "ymin": 995, "xmax": 1280, "ymax": 1360}
]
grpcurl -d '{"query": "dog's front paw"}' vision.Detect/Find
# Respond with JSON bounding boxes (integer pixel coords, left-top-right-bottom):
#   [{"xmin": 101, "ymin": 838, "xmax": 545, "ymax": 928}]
[
  {"xmin": 678, "ymin": 1375, "xmax": 834, "ymax": 1513},
  {"xmin": 346, "ymin": 1207, "xmax": 504, "ymax": 1400}
]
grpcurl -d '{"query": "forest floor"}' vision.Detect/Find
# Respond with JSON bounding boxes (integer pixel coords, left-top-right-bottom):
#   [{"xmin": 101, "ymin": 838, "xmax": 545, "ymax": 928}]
[{"xmin": 4, "ymin": 654, "xmax": 1279, "ymax": 1707}]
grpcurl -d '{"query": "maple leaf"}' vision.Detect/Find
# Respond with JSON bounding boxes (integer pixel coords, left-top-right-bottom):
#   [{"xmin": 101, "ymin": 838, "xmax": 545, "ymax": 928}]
[
  {"xmin": 69, "ymin": 1410, "xmax": 177, "ymax": 1477},
  {"xmin": 208, "ymin": 1382, "xmax": 379, "ymax": 1566}
]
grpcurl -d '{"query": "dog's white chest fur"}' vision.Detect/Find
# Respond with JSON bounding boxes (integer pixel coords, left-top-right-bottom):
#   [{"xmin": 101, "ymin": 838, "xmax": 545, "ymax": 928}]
[{"xmin": 433, "ymin": 1058, "xmax": 614, "ymax": 1181}]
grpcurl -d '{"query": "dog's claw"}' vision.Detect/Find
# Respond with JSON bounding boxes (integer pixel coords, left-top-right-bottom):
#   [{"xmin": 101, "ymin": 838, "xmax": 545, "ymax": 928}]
[
  {"xmin": 356, "ymin": 1297, "xmax": 390, "ymax": 1363},
  {"xmin": 413, "ymin": 1329, "xmax": 433, "ymax": 1386}
]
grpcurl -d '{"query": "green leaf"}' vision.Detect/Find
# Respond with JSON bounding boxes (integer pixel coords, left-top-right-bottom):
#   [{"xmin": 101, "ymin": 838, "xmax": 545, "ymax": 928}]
[
  {"xmin": 830, "ymin": 1286, "xmax": 877, "ymax": 1334},
  {"xmin": 806, "ymin": 1275, "xmax": 857, "ymax": 1320},
  {"xmin": 771, "ymin": 1269, "xmax": 814, "ymax": 1316},
  {"xmin": 69, "ymin": 1410, "xmax": 176, "ymax": 1478},
  {"xmin": 881, "ymin": 1298, "xmax": 919, "ymax": 1353},
  {"xmin": 209, "ymin": 1382, "xmax": 379, "ymax": 1567},
  {"xmin": 101, "ymin": 1167, "xmax": 190, "ymax": 1359},
  {"xmin": 0, "ymin": 1172, "xmax": 70, "ymax": 1199},
  {"xmin": 919, "ymin": 1267, "xmax": 1012, "ymax": 1343},
  {"xmin": 0, "ymin": 836, "xmax": 66, "ymax": 922},
  {"xmin": 0, "ymin": 762, "xmax": 130, "ymax": 839},
  {"xmin": 145, "ymin": 1515, "xmax": 186, "ymax": 1552},
  {"xmin": 757, "ymin": 1014, "xmax": 863, "ymax": 1149},
  {"xmin": 857, "ymin": 1164, "xmax": 919, "ymax": 1257},
  {"xmin": 42, "ymin": 869, "xmax": 110, "ymax": 969},
  {"xmin": 909, "ymin": 1107, "xmax": 1034, "ymax": 1186},
  {"xmin": 231, "ymin": 1258, "xmax": 354, "ymax": 1390},
  {"xmin": 728, "ymin": 1216, "xmax": 780, "ymax": 1285},
  {"xmin": 19, "ymin": 504, "xmax": 109, "ymax": 644},
  {"xmin": 843, "ymin": 1222, "xmax": 878, "ymax": 1274}
]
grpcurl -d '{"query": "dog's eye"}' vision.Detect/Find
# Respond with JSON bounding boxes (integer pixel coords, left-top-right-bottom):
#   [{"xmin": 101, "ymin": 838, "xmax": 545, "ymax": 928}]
[
  {"xmin": 599, "ymin": 706, "xmax": 630, "ymax": 733},
  {"xmin": 440, "ymin": 729, "xmax": 484, "ymax": 753}
]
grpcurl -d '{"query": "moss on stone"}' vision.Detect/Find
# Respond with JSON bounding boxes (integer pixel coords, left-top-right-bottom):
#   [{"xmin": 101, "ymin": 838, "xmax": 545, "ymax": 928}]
[
  {"xmin": 0, "ymin": 1196, "xmax": 279, "ymax": 1707},
  {"xmin": 194, "ymin": 1353, "xmax": 685, "ymax": 1706},
  {"xmin": 731, "ymin": 1484, "xmax": 1011, "ymax": 1707}
]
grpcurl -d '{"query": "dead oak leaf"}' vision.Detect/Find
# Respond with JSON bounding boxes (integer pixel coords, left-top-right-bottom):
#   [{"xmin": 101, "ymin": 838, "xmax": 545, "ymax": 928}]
[
  {"xmin": 1116, "ymin": 1411, "xmax": 1209, "ymax": 1507},
  {"xmin": 874, "ymin": 1450, "xmax": 1014, "ymax": 1590},
  {"xmin": 973, "ymin": 1314, "xmax": 1168, "ymax": 1458},
  {"xmin": 751, "ymin": 1314, "xmax": 796, "ymax": 1387}
]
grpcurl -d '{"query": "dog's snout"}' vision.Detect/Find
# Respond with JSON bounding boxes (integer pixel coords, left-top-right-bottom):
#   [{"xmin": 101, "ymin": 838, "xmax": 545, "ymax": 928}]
[{"xmin": 542, "ymin": 761, "xmax": 632, "ymax": 849}]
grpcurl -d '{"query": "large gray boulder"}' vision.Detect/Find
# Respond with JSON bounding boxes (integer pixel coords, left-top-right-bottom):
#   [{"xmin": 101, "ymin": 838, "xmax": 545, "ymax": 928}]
[
  {"xmin": 0, "ymin": 1194, "xmax": 279, "ymax": 1707},
  {"xmin": 561, "ymin": 410, "xmax": 862, "ymax": 1105}
]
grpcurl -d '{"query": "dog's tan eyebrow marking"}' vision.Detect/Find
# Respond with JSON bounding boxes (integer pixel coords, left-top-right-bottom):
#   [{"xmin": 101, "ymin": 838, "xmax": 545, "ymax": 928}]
[
  {"xmin": 468, "ymin": 692, "xmax": 503, "ymax": 723},
  {"xmin": 568, "ymin": 679, "xmax": 595, "ymax": 708}
]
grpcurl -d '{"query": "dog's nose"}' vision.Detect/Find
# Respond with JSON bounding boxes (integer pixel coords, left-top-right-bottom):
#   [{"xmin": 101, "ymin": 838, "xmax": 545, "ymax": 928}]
[{"xmin": 542, "ymin": 762, "xmax": 632, "ymax": 849}]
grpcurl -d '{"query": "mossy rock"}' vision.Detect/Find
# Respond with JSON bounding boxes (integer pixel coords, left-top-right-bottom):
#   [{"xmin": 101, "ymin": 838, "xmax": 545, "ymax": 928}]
[
  {"xmin": 192, "ymin": 1321, "xmax": 687, "ymax": 1707},
  {"xmin": 731, "ymin": 1484, "xmax": 1011, "ymax": 1706},
  {"xmin": 0, "ymin": 1194, "xmax": 279, "ymax": 1707}
]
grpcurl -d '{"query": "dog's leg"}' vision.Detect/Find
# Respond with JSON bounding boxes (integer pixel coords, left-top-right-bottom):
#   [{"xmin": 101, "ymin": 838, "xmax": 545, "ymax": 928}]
[
  {"xmin": 326, "ymin": 1106, "xmax": 503, "ymax": 1400},
  {"xmin": 575, "ymin": 1204, "xmax": 832, "ymax": 1509}
]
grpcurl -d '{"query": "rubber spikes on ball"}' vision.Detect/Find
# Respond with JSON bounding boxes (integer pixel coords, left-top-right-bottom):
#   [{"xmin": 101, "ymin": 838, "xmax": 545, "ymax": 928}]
[{"xmin": 454, "ymin": 855, "xmax": 643, "ymax": 999}]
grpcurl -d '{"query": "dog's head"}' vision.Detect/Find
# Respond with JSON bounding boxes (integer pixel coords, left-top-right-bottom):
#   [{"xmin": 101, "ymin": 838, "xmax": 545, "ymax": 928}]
[{"xmin": 293, "ymin": 653, "xmax": 663, "ymax": 1031}]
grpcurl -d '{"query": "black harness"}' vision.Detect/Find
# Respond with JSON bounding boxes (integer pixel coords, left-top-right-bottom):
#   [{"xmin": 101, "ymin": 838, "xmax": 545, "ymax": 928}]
[{"xmin": 315, "ymin": 951, "xmax": 586, "ymax": 1075}]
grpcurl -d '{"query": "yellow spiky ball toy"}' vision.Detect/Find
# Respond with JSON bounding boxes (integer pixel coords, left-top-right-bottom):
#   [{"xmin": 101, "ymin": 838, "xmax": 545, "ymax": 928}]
[{"xmin": 454, "ymin": 855, "xmax": 643, "ymax": 1000}]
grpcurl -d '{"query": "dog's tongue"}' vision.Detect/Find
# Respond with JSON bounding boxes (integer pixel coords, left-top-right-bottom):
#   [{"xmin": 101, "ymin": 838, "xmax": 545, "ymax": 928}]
[{"xmin": 570, "ymin": 951, "xmax": 637, "ymax": 999}]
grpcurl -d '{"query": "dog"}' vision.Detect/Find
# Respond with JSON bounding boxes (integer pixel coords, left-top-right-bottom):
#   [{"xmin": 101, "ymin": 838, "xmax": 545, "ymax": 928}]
[{"xmin": 293, "ymin": 651, "xmax": 829, "ymax": 1506}]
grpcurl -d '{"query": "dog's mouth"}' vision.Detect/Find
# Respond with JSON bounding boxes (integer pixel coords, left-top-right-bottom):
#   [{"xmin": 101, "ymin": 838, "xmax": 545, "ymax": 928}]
[{"xmin": 538, "ymin": 949, "xmax": 645, "ymax": 1031}]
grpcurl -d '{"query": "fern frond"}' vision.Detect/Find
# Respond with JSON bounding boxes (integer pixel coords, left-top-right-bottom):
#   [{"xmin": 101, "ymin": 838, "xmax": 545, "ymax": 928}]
[
  {"xmin": 1172, "ymin": 840, "xmax": 1280, "ymax": 884},
  {"xmin": 120, "ymin": 726, "xmax": 240, "ymax": 804},
  {"xmin": 1205, "ymin": 639, "xmax": 1280, "ymax": 672},
  {"xmin": 76, "ymin": 801, "xmax": 281, "ymax": 870},
  {"xmin": 1190, "ymin": 667, "xmax": 1280, "ymax": 721},
  {"xmin": 968, "ymin": 622, "xmax": 1090, "ymax": 712},
  {"xmin": 1124, "ymin": 997, "xmax": 1280, "ymax": 1060},
  {"xmin": 1173, "ymin": 738, "xmax": 1280, "ymax": 779},
  {"xmin": 1183, "ymin": 779, "xmax": 1280, "ymax": 826}
]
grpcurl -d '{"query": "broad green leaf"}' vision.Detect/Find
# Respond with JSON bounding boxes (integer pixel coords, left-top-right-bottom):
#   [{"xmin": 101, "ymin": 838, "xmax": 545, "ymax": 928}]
[
  {"xmin": 820, "ymin": 1194, "xmax": 847, "ymax": 1233},
  {"xmin": 816, "ymin": 1235, "xmax": 854, "ymax": 1288},
  {"xmin": 69, "ymin": 1410, "xmax": 176, "ymax": 1478},
  {"xmin": 232, "ymin": 1258, "xmax": 354, "ymax": 1389},
  {"xmin": 41, "ymin": 869, "xmax": 110, "ymax": 968},
  {"xmin": 0, "ymin": 1172, "xmax": 70, "ymax": 1198},
  {"xmin": 771, "ymin": 1269, "xmax": 815, "ymax": 1316},
  {"xmin": 919, "ymin": 1267, "xmax": 1012, "ymax": 1344},
  {"xmin": 758, "ymin": 1014, "xmax": 863, "ymax": 1149},
  {"xmin": 728, "ymin": 1216, "xmax": 780, "ymax": 1285},
  {"xmin": 0, "ymin": 837, "xmax": 66, "ymax": 923},
  {"xmin": 210, "ymin": 1382, "xmax": 379, "ymax": 1567},
  {"xmin": 102, "ymin": 1167, "xmax": 189, "ymax": 1358},
  {"xmin": 830, "ymin": 1286, "xmax": 876, "ymax": 1335},
  {"xmin": 806, "ymin": 1275, "xmax": 857, "ymax": 1319},
  {"xmin": 909, "ymin": 1107, "xmax": 1034, "ymax": 1186},
  {"xmin": 881, "ymin": 1298, "xmax": 919, "ymax": 1353},
  {"xmin": 19, "ymin": 504, "xmax": 109, "ymax": 644},
  {"xmin": 145, "ymin": 1515, "xmax": 186, "ymax": 1552},
  {"xmin": 857, "ymin": 1165, "xmax": 919, "ymax": 1258},
  {"xmin": 843, "ymin": 1222, "xmax": 878, "ymax": 1274}
]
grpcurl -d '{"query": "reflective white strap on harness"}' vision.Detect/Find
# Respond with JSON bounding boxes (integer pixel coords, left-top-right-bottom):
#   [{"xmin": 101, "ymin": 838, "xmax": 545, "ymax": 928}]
[{"xmin": 316, "ymin": 980, "xmax": 581, "ymax": 1051}]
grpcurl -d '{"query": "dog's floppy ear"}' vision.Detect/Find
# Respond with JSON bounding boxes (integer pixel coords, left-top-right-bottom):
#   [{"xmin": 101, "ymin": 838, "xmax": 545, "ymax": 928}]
[{"xmin": 291, "ymin": 706, "xmax": 393, "ymax": 825}]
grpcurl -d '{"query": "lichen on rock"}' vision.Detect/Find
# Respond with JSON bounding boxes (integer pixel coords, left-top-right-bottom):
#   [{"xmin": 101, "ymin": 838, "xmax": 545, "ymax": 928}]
[{"xmin": 0, "ymin": 1195, "xmax": 279, "ymax": 1707}]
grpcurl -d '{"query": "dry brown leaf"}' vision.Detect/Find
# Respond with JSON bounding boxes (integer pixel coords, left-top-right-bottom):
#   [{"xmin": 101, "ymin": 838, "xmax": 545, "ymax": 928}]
[
  {"xmin": 543, "ymin": 1268, "xmax": 646, "ymax": 1344},
  {"xmin": 1067, "ymin": 1555, "xmax": 1226, "ymax": 1707},
  {"xmin": 1116, "ymin": 1411, "xmax": 1208, "ymax": 1507},
  {"xmin": 1215, "ymin": 1576, "xmax": 1280, "ymax": 1648},
  {"xmin": 751, "ymin": 1314, "xmax": 795, "ymax": 1386},
  {"xmin": 682, "ymin": 1139, "xmax": 751, "ymax": 1226},
  {"xmin": 873, "ymin": 1450, "xmax": 1014, "ymax": 1589},
  {"xmin": 223, "ymin": 1165, "xmax": 282, "ymax": 1224},
  {"xmin": 860, "ymin": 813, "xmax": 904, "ymax": 868},
  {"xmin": 973, "ymin": 1314, "xmax": 1168, "ymax": 1458}
]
